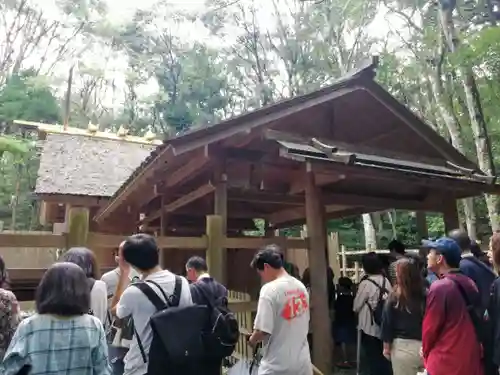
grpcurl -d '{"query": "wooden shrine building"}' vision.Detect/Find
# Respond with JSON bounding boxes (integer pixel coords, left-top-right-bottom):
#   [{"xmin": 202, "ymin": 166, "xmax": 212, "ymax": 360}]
[
  {"xmin": 91, "ymin": 58, "xmax": 500, "ymax": 374},
  {"xmin": 6, "ymin": 58, "xmax": 500, "ymax": 374}
]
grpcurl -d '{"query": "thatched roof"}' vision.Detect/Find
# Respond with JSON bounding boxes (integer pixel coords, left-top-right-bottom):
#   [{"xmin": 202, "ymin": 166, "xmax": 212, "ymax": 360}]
[{"xmin": 35, "ymin": 133, "xmax": 155, "ymax": 197}]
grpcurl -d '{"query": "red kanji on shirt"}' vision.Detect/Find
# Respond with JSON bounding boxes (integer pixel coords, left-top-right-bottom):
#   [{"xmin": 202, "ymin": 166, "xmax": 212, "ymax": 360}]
[{"xmin": 281, "ymin": 291, "xmax": 309, "ymax": 321}]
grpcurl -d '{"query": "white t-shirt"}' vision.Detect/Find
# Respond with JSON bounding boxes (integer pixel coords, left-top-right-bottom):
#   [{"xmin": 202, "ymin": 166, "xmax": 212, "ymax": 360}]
[
  {"xmin": 116, "ymin": 270, "xmax": 192, "ymax": 375},
  {"xmin": 254, "ymin": 275, "xmax": 312, "ymax": 375},
  {"xmin": 90, "ymin": 279, "xmax": 108, "ymax": 325},
  {"xmin": 101, "ymin": 268, "xmax": 141, "ymax": 347},
  {"xmin": 101, "ymin": 268, "xmax": 141, "ymax": 299}
]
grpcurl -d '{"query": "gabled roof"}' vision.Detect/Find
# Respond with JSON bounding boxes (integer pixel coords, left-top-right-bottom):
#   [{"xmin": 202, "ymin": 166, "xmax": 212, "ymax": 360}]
[{"xmin": 96, "ymin": 57, "xmax": 492, "ymax": 221}]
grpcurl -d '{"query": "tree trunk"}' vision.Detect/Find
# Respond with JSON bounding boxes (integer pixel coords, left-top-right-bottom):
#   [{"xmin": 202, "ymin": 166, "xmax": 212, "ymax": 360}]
[
  {"xmin": 439, "ymin": 5, "xmax": 500, "ymax": 231},
  {"xmin": 428, "ymin": 68, "xmax": 478, "ymax": 238},
  {"xmin": 362, "ymin": 213, "xmax": 377, "ymax": 250}
]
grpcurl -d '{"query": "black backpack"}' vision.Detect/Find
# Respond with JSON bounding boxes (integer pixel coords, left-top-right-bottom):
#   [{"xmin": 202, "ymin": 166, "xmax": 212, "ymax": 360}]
[
  {"xmin": 194, "ymin": 284, "xmax": 239, "ymax": 359},
  {"xmin": 364, "ymin": 278, "xmax": 389, "ymax": 326},
  {"xmin": 133, "ymin": 277, "xmax": 208, "ymax": 373}
]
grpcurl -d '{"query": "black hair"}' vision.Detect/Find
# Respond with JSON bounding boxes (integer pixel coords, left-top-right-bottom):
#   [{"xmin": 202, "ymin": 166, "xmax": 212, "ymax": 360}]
[
  {"xmin": 448, "ymin": 229, "xmax": 471, "ymax": 251},
  {"xmin": 388, "ymin": 239, "xmax": 406, "ymax": 255},
  {"xmin": 36, "ymin": 262, "xmax": 91, "ymax": 316},
  {"xmin": 186, "ymin": 256, "xmax": 208, "ymax": 272},
  {"xmin": 122, "ymin": 234, "xmax": 159, "ymax": 271},
  {"xmin": 250, "ymin": 244, "xmax": 283, "ymax": 270},
  {"xmin": 338, "ymin": 276, "xmax": 353, "ymax": 289},
  {"xmin": 361, "ymin": 252, "xmax": 384, "ymax": 275},
  {"xmin": 60, "ymin": 247, "xmax": 100, "ymax": 279}
]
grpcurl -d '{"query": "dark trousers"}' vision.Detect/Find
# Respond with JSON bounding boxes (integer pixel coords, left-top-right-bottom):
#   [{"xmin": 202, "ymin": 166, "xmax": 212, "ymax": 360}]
[{"xmin": 360, "ymin": 332, "xmax": 393, "ymax": 375}]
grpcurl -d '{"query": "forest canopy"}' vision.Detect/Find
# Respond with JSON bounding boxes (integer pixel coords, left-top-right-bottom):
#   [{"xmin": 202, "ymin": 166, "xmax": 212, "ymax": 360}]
[{"xmin": 1, "ymin": 0, "xmax": 499, "ymax": 249}]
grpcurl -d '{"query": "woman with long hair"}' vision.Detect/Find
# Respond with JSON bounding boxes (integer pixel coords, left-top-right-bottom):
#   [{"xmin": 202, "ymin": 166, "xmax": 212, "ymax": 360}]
[
  {"xmin": 0, "ymin": 262, "xmax": 110, "ymax": 374},
  {"xmin": 60, "ymin": 247, "xmax": 108, "ymax": 324},
  {"xmin": 381, "ymin": 257, "xmax": 426, "ymax": 375},
  {"xmin": 0, "ymin": 255, "xmax": 19, "ymax": 359}
]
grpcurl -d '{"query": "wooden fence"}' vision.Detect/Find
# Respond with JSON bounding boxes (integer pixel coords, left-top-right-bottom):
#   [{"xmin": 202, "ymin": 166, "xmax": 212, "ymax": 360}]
[{"xmin": 338, "ymin": 247, "xmax": 420, "ymax": 282}]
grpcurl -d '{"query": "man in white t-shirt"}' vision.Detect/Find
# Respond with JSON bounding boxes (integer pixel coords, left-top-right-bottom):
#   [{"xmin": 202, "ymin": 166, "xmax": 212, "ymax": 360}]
[
  {"xmin": 249, "ymin": 245, "xmax": 312, "ymax": 375},
  {"xmin": 110, "ymin": 234, "xmax": 192, "ymax": 375}
]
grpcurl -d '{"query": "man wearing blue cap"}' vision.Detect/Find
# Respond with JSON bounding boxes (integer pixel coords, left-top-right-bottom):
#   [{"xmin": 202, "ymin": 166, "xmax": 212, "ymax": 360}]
[{"xmin": 421, "ymin": 237, "xmax": 482, "ymax": 375}]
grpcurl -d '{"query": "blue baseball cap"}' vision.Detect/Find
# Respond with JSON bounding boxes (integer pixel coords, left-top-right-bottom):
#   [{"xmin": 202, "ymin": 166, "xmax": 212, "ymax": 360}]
[{"xmin": 422, "ymin": 237, "xmax": 462, "ymax": 265}]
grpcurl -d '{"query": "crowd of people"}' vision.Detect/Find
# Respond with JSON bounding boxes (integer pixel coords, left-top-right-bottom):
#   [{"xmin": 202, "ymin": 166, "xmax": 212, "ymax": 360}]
[
  {"xmin": 0, "ymin": 229, "xmax": 500, "ymax": 375},
  {"xmin": 0, "ymin": 234, "xmax": 314, "ymax": 375},
  {"xmin": 351, "ymin": 230, "xmax": 500, "ymax": 375}
]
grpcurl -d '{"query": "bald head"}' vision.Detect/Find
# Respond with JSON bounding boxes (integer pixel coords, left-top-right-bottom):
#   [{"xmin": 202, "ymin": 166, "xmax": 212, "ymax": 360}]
[{"xmin": 448, "ymin": 229, "xmax": 471, "ymax": 252}]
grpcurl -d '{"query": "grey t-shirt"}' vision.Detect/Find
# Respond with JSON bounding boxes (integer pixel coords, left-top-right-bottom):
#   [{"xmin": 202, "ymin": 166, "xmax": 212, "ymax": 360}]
[
  {"xmin": 116, "ymin": 270, "xmax": 192, "ymax": 375},
  {"xmin": 254, "ymin": 275, "xmax": 312, "ymax": 375}
]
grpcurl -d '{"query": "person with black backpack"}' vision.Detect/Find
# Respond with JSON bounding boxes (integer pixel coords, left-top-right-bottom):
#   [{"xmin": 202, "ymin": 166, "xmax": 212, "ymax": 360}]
[
  {"xmin": 110, "ymin": 234, "xmax": 193, "ymax": 375},
  {"xmin": 353, "ymin": 252, "xmax": 393, "ymax": 375},
  {"xmin": 186, "ymin": 256, "xmax": 239, "ymax": 375}
]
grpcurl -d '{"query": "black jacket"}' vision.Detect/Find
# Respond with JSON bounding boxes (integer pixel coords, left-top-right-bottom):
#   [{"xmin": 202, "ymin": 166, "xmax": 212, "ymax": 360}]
[{"xmin": 189, "ymin": 277, "xmax": 227, "ymax": 306}]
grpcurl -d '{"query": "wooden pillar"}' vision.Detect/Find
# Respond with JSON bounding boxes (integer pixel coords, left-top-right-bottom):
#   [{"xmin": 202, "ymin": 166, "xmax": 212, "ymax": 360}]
[
  {"xmin": 443, "ymin": 199, "xmax": 459, "ymax": 234},
  {"xmin": 159, "ymin": 196, "xmax": 166, "ymax": 268},
  {"xmin": 415, "ymin": 211, "xmax": 428, "ymax": 241},
  {"xmin": 327, "ymin": 232, "xmax": 341, "ymax": 284},
  {"xmin": 305, "ymin": 167, "xmax": 332, "ymax": 375},
  {"xmin": 214, "ymin": 164, "xmax": 228, "ymax": 284},
  {"xmin": 66, "ymin": 206, "xmax": 90, "ymax": 249},
  {"xmin": 206, "ymin": 215, "xmax": 224, "ymax": 283}
]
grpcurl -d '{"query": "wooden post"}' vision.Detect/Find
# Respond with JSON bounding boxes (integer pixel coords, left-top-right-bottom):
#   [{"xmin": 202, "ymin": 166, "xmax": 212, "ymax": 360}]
[
  {"xmin": 305, "ymin": 167, "xmax": 333, "ymax": 375},
  {"xmin": 416, "ymin": 211, "xmax": 428, "ymax": 241},
  {"xmin": 354, "ymin": 261, "xmax": 360, "ymax": 283},
  {"xmin": 327, "ymin": 233, "xmax": 341, "ymax": 284},
  {"xmin": 214, "ymin": 163, "xmax": 228, "ymax": 284},
  {"xmin": 443, "ymin": 199, "xmax": 459, "ymax": 234},
  {"xmin": 341, "ymin": 246, "xmax": 347, "ymax": 276},
  {"xmin": 206, "ymin": 215, "xmax": 225, "ymax": 283},
  {"xmin": 159, "ymin": 196, "xmax": 166, "ymax": 268},
  {"xmin": 66, "ymin": 206, "xmax": 90, "ymax": 249}
]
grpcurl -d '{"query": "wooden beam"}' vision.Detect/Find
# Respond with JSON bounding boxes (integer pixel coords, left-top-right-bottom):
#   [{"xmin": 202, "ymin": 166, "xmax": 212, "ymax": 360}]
[
  {"xmin": 166, "ymin": 183, "xmax": 215, "ymax": 213},
  {"xmin": 269, "ymin": 205, "xmax": 350, "ymax": 226},
  {"xmin": 166, "ymin": 146, "xmax": 210, "ymax": 188},
  {"xmin": 223, "ymin": 236, "xmax": 307, "ymax": 250},
  {"xmin": 289, "ymin": 172, "xmax": 345, "ymax": 194},
  {"xmin": 269, "ymin": 192, "xmax": 437, "ymax": 226},
  {"xmin": 264, "ymin": 128, "xmax": 447, "ymax": 167},
  {"xmin": 228, "ymin": 190, "xmax": 304, "ymax": 206},
  {"xmin": 0, "ymin": 233, "xmax": 66, "ymax": 248},
  {"xmin": 39, "ymin": 194, "xmax": 109, "ymax": 207},
  {"xmin": 87, "ymin": 232, "xmax": 207, "ymax": 249},
  {"xmin": 304, "ymin": 167, "xmax": 332, "ymax": 374},
  {"xmin": 143, "ymin": 183, "xmax": 215, "ymax": 223}
]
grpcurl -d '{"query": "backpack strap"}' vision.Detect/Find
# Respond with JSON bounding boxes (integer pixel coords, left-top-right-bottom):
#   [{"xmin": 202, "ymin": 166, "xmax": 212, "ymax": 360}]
[{"xmin": 133, "ymin": 282, "xmax": 168, "ymax": 311}]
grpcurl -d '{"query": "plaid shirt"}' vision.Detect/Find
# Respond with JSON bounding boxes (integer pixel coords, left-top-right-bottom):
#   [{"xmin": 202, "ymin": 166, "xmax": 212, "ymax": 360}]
[{"xmin": 0, "ymin": 313, "xmax": 110, "ymax": 375}]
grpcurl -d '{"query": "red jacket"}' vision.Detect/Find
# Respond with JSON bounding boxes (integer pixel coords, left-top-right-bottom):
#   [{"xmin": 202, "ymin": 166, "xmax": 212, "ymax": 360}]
[{"xmin": 422, "ymin": 273, "xmax": 483, "ymax": 375}]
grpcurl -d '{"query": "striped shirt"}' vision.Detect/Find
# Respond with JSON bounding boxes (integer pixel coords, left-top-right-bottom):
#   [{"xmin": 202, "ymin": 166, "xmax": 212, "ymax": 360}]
[{"xmin": 0, "ymin": 313, "xmax": 110, "ymax": 375}]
